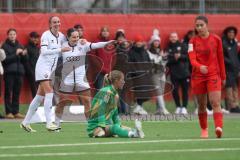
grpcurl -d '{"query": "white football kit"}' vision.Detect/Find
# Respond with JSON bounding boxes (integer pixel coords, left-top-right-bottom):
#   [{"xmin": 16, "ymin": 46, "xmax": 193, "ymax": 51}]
[
  {"xmin": 59, "ymin": 40, "xmax": 112, "ymax": 93},
  {"xmin": 35, "ymin": 30, "xmax": 65, "ymax": 81}
]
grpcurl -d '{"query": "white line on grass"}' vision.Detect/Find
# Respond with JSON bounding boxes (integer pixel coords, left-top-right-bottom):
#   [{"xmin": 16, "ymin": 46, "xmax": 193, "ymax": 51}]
[
  {"xmin": 1, "ymin": 138, "xmax": 240, "ymax": 149},
  {"xmin": 0, "ymin": 148, "xmax": 239, "ymax": 157}
]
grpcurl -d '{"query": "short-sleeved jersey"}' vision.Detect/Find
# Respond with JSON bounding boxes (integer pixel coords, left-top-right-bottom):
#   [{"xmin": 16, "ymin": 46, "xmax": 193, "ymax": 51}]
[
  {"xmin": 40, "ymin": 30, "xmax": 65, "ymax": 57},
  {"xmin": 35, "ymin": 30, "xmax": 65, "ymax": 81},
  {"xmin": 60, "ymin": 41, "xmax": 91, "ymax": 87},
  {"xmin": 188, "ymin": 33, "xmax": 226, "ymax": 80}
]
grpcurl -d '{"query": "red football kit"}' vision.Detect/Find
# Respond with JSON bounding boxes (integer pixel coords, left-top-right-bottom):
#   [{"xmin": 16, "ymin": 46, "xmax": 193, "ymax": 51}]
[{"xmin": 188, "ymin": 33, "xmax": 226, "ymax": 94}]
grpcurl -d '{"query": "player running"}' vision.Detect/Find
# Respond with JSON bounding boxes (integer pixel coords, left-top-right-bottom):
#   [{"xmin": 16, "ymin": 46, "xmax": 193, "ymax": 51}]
[
  {"xmin": 21, "ymin": 16, "xmax": 71, "ymax": 132},
  {"xmin": 87, "ymin": 70, "xmax": 144, "ymax": 138},
  {"xmin": 188, "ymin": 16, "xmax": 226, "ymax": 138},
  {"xmin": 54, "ymin": 28, "xmax": 115, "ymax": 129}
]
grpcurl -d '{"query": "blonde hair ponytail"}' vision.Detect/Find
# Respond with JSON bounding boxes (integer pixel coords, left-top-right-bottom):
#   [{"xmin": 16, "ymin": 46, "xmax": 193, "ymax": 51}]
[{"xmin": 103, "ymin": 70, "xmax": 123, "ymax": 87}]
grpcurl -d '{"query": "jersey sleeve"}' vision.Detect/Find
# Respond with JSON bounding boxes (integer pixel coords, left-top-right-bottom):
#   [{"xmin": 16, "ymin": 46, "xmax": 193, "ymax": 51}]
[
  {"xmin": 217, "ymin": 37, "xmax": 226, "ymax": 80},
  {"xmin": 188, "ymin": 38, "xmax": 203, "ymax": 70},
  {"xmin": 84, "ymin": 41, "xmax": 112, "ymax": 53},
  {"xmin": 40, "ymin": 32, "xmax": 61, "ymax": 55}
]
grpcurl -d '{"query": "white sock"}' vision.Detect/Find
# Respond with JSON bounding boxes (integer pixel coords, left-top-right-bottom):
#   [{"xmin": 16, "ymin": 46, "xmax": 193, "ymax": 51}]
[
  {"xmin": 55, "ymin": 115, "xmax": 62, "ymax": 128},
  {"xmin": 157, "ymin": 95, "xmax": 166, "ymax": 110},
  {"xmin": 44, "ymin": 93, "xmax": 54, "ymax": 127},
  {"xmin": 22, "ymin": 95, "xmax": 44, "ymax": 125}
]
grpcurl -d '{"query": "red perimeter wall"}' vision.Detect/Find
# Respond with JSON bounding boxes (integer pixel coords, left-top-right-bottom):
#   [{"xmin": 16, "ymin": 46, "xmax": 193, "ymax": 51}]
[{"xmin": 0, "ymin": 13, "xmax": 240, "ymax": 104}]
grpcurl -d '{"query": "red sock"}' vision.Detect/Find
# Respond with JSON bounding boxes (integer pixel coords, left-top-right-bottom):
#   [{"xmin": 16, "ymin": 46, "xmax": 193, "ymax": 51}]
[
  {"xmin": 213, "ymin": 112, "xmax": 223, "ymax": 129},
  {"xmin": 198, "ymin": 112, "xmax": 208, "ymax": 130}
]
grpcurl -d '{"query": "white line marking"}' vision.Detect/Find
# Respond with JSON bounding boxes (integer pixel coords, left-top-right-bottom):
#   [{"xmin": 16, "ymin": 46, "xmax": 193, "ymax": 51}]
[
  {"xmin": 1, "ymin": 138, "xmax": 240, "ymax": 149},
  {"xmin": 0, "ymin": 148, "xmax": 239, "ymax": 157}
]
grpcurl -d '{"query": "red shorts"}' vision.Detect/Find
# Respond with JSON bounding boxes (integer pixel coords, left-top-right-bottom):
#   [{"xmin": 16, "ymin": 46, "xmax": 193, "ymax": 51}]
[{"xmin": 191, "ymin": 75, "xmax": 222, "ymax": 94}]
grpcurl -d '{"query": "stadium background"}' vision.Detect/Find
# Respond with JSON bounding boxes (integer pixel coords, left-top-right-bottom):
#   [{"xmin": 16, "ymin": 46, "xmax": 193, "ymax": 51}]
[{"xmin": 0, "ymin": 0, "xmax": 240, "ymax": 104}]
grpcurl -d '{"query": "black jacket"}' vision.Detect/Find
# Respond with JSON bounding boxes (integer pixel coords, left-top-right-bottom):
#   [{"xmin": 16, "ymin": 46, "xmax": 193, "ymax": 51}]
[
  {"xmin": 128, "ymin": 46, "xmax": 151, "ymax": 78},
  {"xmin": 222, "ymin": 36, "xmax": 240, "ymax": 76},
  {"xmin": 166, "ymin": 41, "xmax": 190, "ymax": 79},
  {"xmin": 2, "ymin": 39, "xmax": 26, "ymax": 75},
  {"xmin": 24, "ymin": 41, "xmax": 40, "ymax": 74}
]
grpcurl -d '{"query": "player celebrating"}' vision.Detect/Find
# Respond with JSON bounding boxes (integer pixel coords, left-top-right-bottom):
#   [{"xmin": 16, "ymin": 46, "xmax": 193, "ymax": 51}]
[
  {"xmin": 21, "ymin": 16, "xmax": 71, "ymax": 132},
  {"xmin": 54, "ymin": 28, "xmax": 115, "ymax": 129},
  {"xmin": 87, "ymin": 70, "xmax": 144, "ymax": 138},
  {"xmin": 188, "ymin": 16, "xmax": 226, "ymax": 138}
]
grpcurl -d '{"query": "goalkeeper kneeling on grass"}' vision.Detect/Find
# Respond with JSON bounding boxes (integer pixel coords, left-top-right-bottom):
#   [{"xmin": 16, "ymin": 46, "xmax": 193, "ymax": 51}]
[{"xmin": 87, "ymin": 70, "xmax": 144, "ymax": 138}]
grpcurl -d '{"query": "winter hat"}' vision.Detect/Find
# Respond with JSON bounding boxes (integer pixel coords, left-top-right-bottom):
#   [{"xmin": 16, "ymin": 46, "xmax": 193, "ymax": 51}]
[
  {"xmin": 134, "ymin": 34, "xmax": 144, "ymax": 42},
  {"xmin": 149, "ymin": 28, "xmax": 161, "ymax": 44},
  {"xmin": 149, "ymin": 35, "xmax": 161, "ymax": 44}
]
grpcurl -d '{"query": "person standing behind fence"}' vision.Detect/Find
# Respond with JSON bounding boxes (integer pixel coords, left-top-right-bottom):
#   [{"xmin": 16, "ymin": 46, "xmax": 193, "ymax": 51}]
[
  {"xmin": 2, "ymin": 28, "xmax": 27, "ymax": 119},
  {"xmin": 166, "ymin": 32, "xmax": 190, "ymax": 115},
  {"xmin": 23, "ymin": 32, "xmax": 40, "ymax": 98},
  {"xmin": 147, "ymin": 32, "xmax": 169, "ymax": 115},
  {"xmin": 74, "ymin": 24, "xmax": 84, "ymax": 39},
  {"xmin": 93, "ymin": 26, "xmax": 115, "ymax": 91},
  {"xmin": 128, "ymin": 35, "xmax": 151, "ymax": 115},
  {"xmin": 222, "ymin": 26, "xmax": 240, "ymax": 113}
]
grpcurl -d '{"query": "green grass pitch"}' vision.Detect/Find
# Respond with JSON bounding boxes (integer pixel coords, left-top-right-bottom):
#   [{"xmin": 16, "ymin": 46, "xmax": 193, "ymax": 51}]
[{"xmin": 0, "ymin": 116, "xmax": 240, "ymax": 160}]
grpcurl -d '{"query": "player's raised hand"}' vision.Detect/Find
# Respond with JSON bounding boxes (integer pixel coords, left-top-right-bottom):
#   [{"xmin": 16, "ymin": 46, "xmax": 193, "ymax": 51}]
[
  {"xmin": 61, "ymin": 47, "xmax": 71, "ymax": 53},
  {"xmin": 200, "ymin": 65, "xmax": 208, "ymax": 74}
]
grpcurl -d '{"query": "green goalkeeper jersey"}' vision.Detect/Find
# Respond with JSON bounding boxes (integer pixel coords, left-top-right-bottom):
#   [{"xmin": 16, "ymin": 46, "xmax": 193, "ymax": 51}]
[{"xmin": 87, "ymin": 85, "xmax": 121, "ymax": 137}]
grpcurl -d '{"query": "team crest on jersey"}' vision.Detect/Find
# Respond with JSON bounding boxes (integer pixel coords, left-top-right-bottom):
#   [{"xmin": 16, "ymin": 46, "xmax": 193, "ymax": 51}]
[
  {"xmin": 104, "ymin": 94, "xmax": 110, "ymax": 103},
  {"xmin": 177, "ymin": 46, "xmax": 181, "ymax": 51}
]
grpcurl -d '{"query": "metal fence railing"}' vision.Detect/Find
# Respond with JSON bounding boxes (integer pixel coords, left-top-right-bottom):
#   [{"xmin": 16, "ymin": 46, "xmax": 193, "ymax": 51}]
[{"xmin": 0, "ymin": 0, "xmax": 240, "ymax": 14}]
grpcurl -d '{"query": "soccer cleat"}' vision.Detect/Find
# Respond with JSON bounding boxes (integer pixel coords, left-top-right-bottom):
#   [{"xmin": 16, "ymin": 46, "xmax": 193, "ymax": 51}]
[
  {"xmin": 155, "ymin": 108, "xmax": 170, "ymax": 115},
  {"xmin": 20, "ymin": 123, "xmax": 36, "ymax": 132},
  {"xmin": 181, "ymin": 107, "xmax": 188, "ymax": 115},
  {"xmin": 135, "ymin": 119, "xmax": 145, "ymax": 138},
  {"xmin": 215, "ymin": 127, "xmax": 223, "ymax": 138},
  {"xmin": 133, "ymin": 105, "xmax": 148, "ymax": 115},
  {"xmin": 200, "ymin": 129, "xmax": 208, "ymax": 138},
  {"xmin": 46, "ymin": 123, "xmax": 59, "ymax": 131},
  {"xmin": 175, "ymin": 107, "xmax": 181, "ymax": 114}
]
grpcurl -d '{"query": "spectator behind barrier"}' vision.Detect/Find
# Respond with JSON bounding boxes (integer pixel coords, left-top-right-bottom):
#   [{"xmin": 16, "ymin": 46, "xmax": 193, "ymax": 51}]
[
  {"xmin": 23, "ymin": 31, "xmax": 40, "ymax": 98},
  {"xmin": 2, "ymin": 28, "xmax": 27, "ymax": 119},
  {"xmin": 222, "ymin": 26, "xmax": 240, "ymax": 113},
  {"xmin": 147, "ymin": 29, "xmax": 169, "ymax": 115},
  {"xmin": 128, "ymin": 34, "xmax": 151, "ymax": 115},
  {"xmin": 166, "ymin": 32, "xmax": 190, "ymax": 115},
  {"xmin": 93, "ymin": 26, "xmax": 115, "ymax": 91}
]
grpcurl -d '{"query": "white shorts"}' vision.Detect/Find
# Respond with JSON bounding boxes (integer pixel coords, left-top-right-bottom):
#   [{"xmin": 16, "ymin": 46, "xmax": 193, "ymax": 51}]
[
  {"xmin": 35, "ymin": 55, "xmax": 58, "ymax": 82},
  {"xmin": 59, "ymin": 78, "xmax": 90, "ymax": 93}
]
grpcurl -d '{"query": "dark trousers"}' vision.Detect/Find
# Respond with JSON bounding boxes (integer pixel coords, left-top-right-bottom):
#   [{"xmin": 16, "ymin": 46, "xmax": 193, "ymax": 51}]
[
  {"xmin": 171, "ymin": 77, "xmax": 189, "ymax": 108},
  {"xmin": 94, "ymin": 72, "xmax": 105, "ymax": 91},
  {"xmin": 4, "ymin": 74, "xmax": 23, "ymax": 115},
  {"xmin": 25, "ymin": 71, "xmax": 37, "ymax": 98}
]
